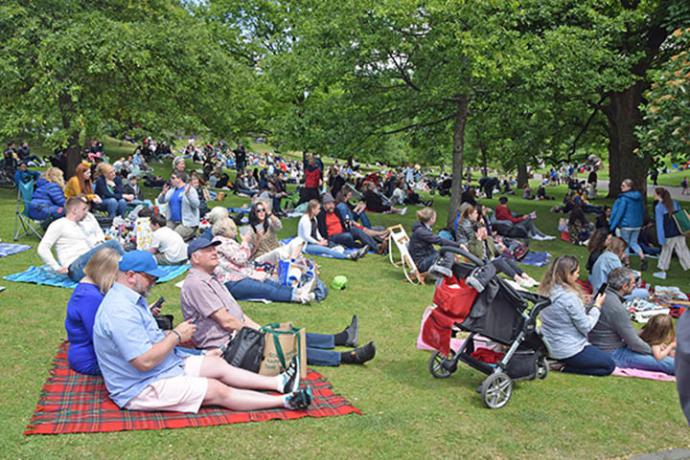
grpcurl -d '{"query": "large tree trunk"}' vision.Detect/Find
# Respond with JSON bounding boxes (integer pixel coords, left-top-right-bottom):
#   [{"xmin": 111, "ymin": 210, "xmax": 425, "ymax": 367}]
[
  {"xmin": 603, "ymin": 82, "xmax": 651, "ymax": 199},
  {"xmin": 516, "ymin": 163, "xmax": 528, "ymax": 189},
  {"xmin": 59, "ymin": 91, "xmax": 81, "ymax": 179},
  {"xmin": 480, "ymin": 142, "xmax": 488, "ymax": 177},
  {"xmin": 447, "ymin": 95, "xmax": 469, "ymax": 228}
]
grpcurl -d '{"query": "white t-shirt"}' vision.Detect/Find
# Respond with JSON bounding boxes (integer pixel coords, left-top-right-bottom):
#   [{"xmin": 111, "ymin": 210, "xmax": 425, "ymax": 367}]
[
  {"xmin": 151, "ymin": 227, "xmax": 188, "ymax": 263},
  {"xmin": 37, "ymin": 214, "xmax": 105, "ymax": 270}
]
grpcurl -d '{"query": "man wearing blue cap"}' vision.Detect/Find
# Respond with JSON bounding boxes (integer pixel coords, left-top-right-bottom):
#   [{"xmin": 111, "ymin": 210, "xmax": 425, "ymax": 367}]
[{"xmin": 93, "ymin": 250, "xmax": 312, "ymax": 413}]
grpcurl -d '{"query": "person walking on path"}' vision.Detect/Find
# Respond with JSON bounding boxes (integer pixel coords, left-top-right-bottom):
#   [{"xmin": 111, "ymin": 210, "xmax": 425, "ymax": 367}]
[
  {"xmin": 653, "ymin": 187, "xmax": 690, "ymax": 279},
  {"xmin": 609, "ymin": 179, "xmax": 647, "ymax": 271}
]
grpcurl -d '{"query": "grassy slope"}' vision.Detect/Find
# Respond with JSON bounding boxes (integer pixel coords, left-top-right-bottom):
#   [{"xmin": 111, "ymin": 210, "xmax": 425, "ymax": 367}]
[{"xmin": 1, "ymin": 148, "xmax": 689, "ymax": 459}]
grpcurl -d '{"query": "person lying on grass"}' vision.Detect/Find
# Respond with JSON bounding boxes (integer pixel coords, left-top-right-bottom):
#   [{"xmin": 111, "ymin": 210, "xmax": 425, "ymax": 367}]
[
  {"xmin": 589, "ymin": 267, "xmax": 675, "ymax": 375},
  {"xmin": 180, "ymin": 237, "xmax": 376, "ymax": 366},
  {"xmin": 494, "ymin": 196, "xmax": 554, "ymax": 241},
  {"xmin": 93, "ymin": 250, "xmax": 313, "ymax": 413},
  {"xmin": 37, "ymin": 196, "xmax": 125, "ymax": 282}
]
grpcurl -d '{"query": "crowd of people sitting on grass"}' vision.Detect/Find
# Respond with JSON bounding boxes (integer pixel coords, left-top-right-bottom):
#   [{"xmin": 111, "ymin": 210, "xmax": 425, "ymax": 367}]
[{"xmin": 5, "ymin": 137, "xmax": 688, "ymax": 420}]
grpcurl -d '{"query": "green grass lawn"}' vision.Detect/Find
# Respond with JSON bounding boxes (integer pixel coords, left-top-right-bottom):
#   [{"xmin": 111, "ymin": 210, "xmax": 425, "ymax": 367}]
[{"xmin": 1, "ymin": 156, "xmax": 690, "ymax": 459}]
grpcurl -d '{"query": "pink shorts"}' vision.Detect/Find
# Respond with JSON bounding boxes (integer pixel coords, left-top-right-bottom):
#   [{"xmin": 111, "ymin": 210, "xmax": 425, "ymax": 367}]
[{"xmin": 125, "ymin": 356, "xmax": 208, "ymax": 413}]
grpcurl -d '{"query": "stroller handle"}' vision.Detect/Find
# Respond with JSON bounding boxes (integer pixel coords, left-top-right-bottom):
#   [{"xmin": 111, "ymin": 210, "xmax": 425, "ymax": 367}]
[{"xmin": 439, "ymin": 246, "xmax": 485, "ymax": 267}]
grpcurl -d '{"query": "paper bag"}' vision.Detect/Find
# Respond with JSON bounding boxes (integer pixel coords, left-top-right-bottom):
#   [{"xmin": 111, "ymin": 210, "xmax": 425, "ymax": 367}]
[{"xmin": 259, "ymin": 322, "xmax": 307, "ymax": 378}]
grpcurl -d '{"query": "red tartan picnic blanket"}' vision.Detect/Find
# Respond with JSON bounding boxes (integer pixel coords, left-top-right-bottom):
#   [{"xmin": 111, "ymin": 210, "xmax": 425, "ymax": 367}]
[{"xmin": 25, "ymin": 343, "xmax": 361, "ymax": 435}]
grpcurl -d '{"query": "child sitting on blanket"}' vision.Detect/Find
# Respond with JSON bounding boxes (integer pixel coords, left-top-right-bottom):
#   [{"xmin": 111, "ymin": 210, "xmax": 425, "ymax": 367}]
[{"xmin": 639, "ymin": 314, "xmax": 677, "ymax": 360}]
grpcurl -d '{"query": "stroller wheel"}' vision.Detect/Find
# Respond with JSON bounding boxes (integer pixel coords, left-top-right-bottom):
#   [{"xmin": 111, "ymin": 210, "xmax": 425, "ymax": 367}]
[
  {"xmin": 536, "ymin": 357, "xmax": 549, "ymax": 380},
  {"xmin": 428, "ymin": 350, "xmax": 456, "ymax": 379},
  {"xmin": 481, "ymin": 372, "xmax": 513, "ymax": 409}
]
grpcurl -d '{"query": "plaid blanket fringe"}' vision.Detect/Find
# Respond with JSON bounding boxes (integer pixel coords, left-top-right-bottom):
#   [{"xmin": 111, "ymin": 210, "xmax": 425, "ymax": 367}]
[{"xmin": 25, "ymin": 343, "xmax": 361, "ymax": 435}]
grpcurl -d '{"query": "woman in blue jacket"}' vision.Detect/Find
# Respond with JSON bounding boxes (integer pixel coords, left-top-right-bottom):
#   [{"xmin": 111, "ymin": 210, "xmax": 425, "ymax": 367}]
[
  {"xmin": 28, "ymin": 167, "xmax": 65, "ymax": 221},
  {"xmin": 65, "ymin": 247, "xmax": 119, "ymax": 375},
  {"xmin": 653, "ymin": 187, "xmax": 690, "ymax": 279},
  {"xmin": 610, "ymin": 179, "xmax": 647, "ymax": 271}
]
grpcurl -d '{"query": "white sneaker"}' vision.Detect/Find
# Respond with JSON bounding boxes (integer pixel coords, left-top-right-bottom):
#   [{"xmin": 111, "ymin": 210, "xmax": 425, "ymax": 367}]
[
  {"xmin": 540, "ymin": 235, "xmax": 556, "ymax": 240},
  {"xmin": 400, "ymin": 207, "xmax": 408, "ymax": 216},
  {"xmin": 531, "ymin": 234, "xmax": 546, "ymax": 241},
  {"xmin": 298, "ymin": 292, "xmax": 315, "ymax": 304},
  {"xmin": 653, "ymin": 271, "xmax": 667, "ymax": 280}
]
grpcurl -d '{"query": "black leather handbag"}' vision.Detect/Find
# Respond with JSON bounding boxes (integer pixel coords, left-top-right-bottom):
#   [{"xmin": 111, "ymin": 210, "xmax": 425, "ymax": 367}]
[{"xmin": 222, "ymin": 327, "xmax": 265, "ymax": 373}]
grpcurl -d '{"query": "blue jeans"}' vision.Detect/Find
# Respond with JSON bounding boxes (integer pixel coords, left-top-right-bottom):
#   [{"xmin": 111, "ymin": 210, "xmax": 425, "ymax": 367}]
[
  {"xmin": 305, "ymin": 243, "xmax": 350, "ymax": 260},
  {"xmin": 562, "ymin": 345, "xmax": 615, "ymax": 376},
  {"xmin": 330, "ymin": 229, "xmax": 379, "ymax": 252},
  {"xmin": 610, "ymin": 347, "xmax": 675, "ymax": 375},
  {"xmin": 100, "ymin": 197, "xmax": 127, "ymax": 218},
  {"xmin": 623, "ymin": 287, "xmax": 650, "ymax": 302},
  {"xmin": 225, "ymin": 278, "xmax": 294, "ymax": 303},
  {"xmin": 336, "ymin": 203, "xmax": 371, "ymax": 229},
  {"xmin": 68, "ymin": 240, "xmax": 125, "ymax": 282},
  {"xmin": 306, "ymin": 333, "xmax": 341, "ymax": 366},
  {"xmin": 619, "ymin": 227, "xmax": 643, "ymax": 256}
]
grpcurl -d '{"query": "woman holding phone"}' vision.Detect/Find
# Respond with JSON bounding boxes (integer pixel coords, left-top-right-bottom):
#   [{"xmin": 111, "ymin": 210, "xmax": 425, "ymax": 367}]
[{"xmin": 538, "ymin": 255, "xmax": 615, "ymax": 376}]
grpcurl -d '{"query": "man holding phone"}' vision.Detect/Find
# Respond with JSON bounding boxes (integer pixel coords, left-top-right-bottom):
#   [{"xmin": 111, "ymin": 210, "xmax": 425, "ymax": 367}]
[
  {"xmin": 93, "ymin": 251, "xmax": 313, "ymax": 413},
  {"xmin": 589, "ymin": 267, "xmax": 675, "ymax": 375}
]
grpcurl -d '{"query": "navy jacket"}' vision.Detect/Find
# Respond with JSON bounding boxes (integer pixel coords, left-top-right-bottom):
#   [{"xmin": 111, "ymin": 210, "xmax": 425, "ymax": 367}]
[
  {"xmin": 94, "ymin": 175, "xmax": 124, "ymax": 200},
  {"xmin": 408, "ymin": 221, "xmax": 458, "ymax": 265}
]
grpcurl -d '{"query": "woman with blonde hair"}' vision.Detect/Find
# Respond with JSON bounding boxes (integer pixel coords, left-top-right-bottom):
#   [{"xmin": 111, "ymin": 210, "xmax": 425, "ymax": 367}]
[
  {"xmin": 94, "ymin": 163, "xmax": 133, "ymax": 217},
  {"xmin": 29, "ymin": 167, "xmax": 66, "ymax": 221},
  {"xmin": 539, "ymin": 255, "xmax": 614, "ymax": 376},
  {"xmin": 65, "ymin": 247, "xmax": 120, "ymax": 375},
  {"xmin": 65, "ymin": 162, "xmax": 101, "ymax": 204},
  {"xmin": 212, "ymin": 217, "xmax": 314, "ymax": 303}
]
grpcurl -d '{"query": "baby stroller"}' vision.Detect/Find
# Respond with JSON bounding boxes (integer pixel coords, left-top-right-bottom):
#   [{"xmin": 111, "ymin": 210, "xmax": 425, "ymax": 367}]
[{"xmin": 424, "ymin": 247, "xmax": 552, "ymax": 409}]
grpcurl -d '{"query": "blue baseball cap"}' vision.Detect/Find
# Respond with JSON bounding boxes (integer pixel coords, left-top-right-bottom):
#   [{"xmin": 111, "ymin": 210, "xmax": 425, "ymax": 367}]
[
  {"xmin": 187, "ymin": 237, "xmax": 221, "ymax": 259},
  {"xmin": 118, "ymin": 250, "xmax": 167, "ymax": 279}
]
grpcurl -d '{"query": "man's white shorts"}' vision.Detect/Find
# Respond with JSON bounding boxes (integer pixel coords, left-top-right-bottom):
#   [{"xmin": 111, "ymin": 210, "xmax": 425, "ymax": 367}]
[{"xmin": 125, "ymin": 356, "xmax": 208, "ymax": 413}]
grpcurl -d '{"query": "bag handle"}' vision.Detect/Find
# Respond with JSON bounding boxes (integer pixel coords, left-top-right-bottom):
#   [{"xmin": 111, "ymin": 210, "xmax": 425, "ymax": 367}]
[{"xmin": 260, "ymin": 323, "xmax": 301, "ymax": 370}]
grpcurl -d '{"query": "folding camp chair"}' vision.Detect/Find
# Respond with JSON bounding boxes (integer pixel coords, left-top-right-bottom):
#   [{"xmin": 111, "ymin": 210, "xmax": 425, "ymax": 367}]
[
  {"xmin": 13, "ymin": 179, "xmax": 43, "ymax": 241},
  {"xmin": 387, "ymin": 224, "xmax": 425, "ymax": 284}
]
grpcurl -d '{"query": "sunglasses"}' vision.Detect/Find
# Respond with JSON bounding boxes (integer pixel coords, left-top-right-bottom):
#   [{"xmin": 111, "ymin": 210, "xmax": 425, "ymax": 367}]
[{"xmin": 256, "ymin": 208, "xmax": 266, "ymax": 213}]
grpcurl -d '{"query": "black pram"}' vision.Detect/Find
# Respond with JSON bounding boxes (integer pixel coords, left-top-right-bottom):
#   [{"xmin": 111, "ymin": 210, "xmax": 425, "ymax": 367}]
[{"xmin": 427, "ymin": 248, "xmax": 552, "ymax": 409}]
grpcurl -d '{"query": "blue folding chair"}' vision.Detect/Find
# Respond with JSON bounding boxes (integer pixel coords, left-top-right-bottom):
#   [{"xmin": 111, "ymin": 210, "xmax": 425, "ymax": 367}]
[{"xmin": 13, "ymin": 179, "xmax": 43, "ymax": 241}]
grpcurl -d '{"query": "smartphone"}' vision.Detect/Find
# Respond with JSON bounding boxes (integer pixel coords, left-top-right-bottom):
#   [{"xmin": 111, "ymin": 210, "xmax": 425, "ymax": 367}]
[
  {"xmin": 151, "ymin": 296, "xmax": 165, "ymax": 310},
  {"xmin": 596, "ymin": 283, "xmax": 608, "ymax": 297}
]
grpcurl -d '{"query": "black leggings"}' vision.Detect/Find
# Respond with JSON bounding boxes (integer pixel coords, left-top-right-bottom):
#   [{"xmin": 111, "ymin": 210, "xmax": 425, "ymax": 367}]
[{"xmin": 490, "ymin": 256, "xmax": 523, "ymax": 279}]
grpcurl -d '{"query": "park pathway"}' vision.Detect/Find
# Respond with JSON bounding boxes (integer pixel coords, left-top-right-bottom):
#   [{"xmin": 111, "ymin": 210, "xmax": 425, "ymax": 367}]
[{"xmin": 597, "ymin": 180, "xmax": 689, "ymax": 202}]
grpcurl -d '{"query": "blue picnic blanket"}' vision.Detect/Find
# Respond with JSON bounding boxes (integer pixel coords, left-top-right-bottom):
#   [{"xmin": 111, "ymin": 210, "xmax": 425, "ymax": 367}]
[
  {"xmin": 228, "ymin": 207, "xmax": 251, "ymax": 214},
  {"xmin": 4, "ymin": 264, "xmax": 190, "ymax": 289},
  {"xmin": 0, "ymin": 243, "xmax": 32, "ymax": 258},
  {"xmin": 520, "ymin": 251, "xmax": 551, "ymax": 267},
  {"xmin": 280, "ymin": 238, "xmax": 362, "ymax": 259}
]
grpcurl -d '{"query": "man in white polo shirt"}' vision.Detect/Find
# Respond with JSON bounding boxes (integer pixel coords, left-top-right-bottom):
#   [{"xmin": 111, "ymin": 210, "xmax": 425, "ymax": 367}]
[
  {"xmin": 37, "ymin": 196, "xmax": 124, "ymax": 281},
  {"xmin": 148, "ymin": 214, "xmax": 188, "ymax": 265}
]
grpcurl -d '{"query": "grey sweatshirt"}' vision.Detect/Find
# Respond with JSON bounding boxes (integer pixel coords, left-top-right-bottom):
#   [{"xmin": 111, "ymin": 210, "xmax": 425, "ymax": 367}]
[{"xmin": 588, "ymin": 287, "xmax": 652, "ymax": 355}]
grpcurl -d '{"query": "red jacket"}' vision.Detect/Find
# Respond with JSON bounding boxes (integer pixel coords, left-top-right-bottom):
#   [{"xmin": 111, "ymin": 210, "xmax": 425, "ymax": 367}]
[
  {"xmin": 304, "ymin": 167, "xmax": 321, "ymax": 189},
  {"xmin": 494, "ymin": 204, "xmax": 527, "ymax": 224}
]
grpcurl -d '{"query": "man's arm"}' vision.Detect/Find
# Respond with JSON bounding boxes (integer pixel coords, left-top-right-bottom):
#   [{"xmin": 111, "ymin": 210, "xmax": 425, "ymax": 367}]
[
  {"xmin": 37, "ymin": 222, "xmax": 63, "ymax": 271},
  {"xmin": 129, "ymin": 320, "xmax": 196, "ymax": 372}
]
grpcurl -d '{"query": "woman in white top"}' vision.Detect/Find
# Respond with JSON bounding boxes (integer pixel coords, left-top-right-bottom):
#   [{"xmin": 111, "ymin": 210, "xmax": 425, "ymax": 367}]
[{"xmin": 297, "ymin": 200, "xmax": 356, "ymax": 260}]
